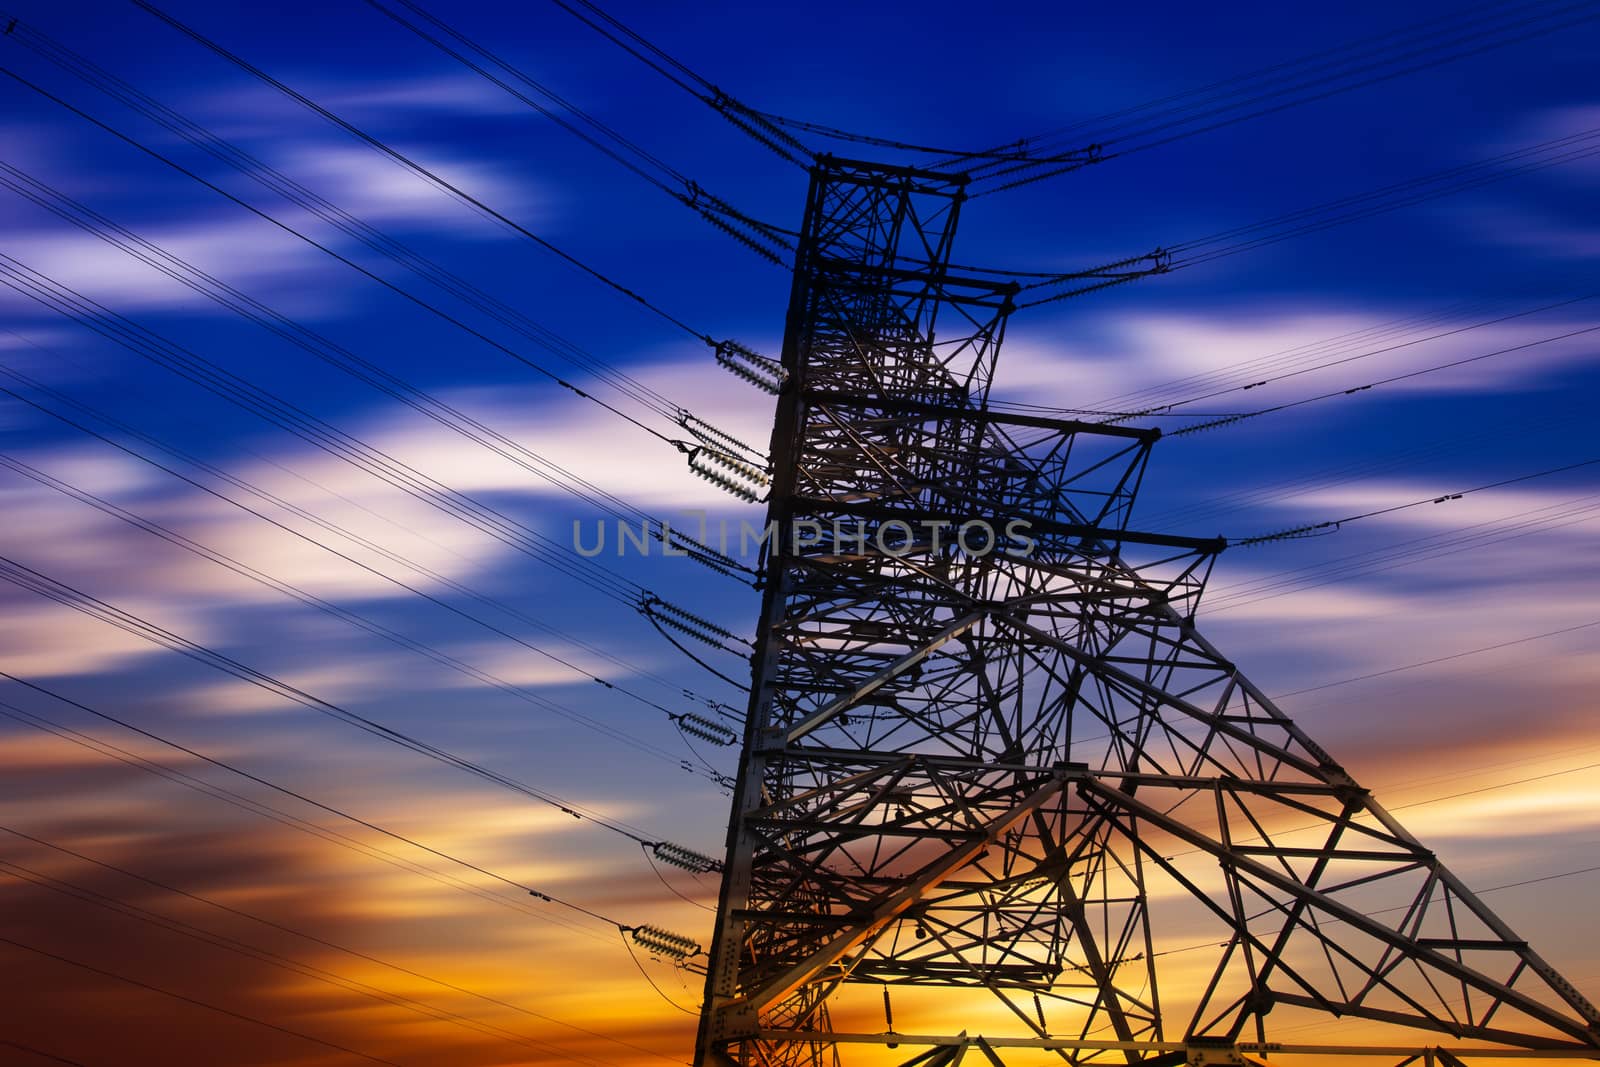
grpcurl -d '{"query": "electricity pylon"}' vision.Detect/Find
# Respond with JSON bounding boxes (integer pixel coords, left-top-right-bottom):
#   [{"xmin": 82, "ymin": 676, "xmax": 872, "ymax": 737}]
[{"xmin": 694, "ymin": 157, "xmax": 1600, "ymax": 1067}]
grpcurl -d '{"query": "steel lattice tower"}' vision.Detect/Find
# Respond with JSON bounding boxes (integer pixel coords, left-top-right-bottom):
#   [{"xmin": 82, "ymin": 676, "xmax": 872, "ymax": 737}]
[{"xmin": 694, "ymin": 158, "xmax": 1600, "ymax": 1067}]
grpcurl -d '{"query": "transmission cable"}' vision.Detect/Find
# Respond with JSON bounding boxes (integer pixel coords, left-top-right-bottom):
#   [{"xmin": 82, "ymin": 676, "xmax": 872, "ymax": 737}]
[
  {"xmin": 966, "ymin": 0, "xmax": 1600, "ymax": 193},
  {"xmin": 0, "ymin": 858, "xmax": 606, "ymax": 1066},
  {"xmin": 1171, "ymin": 320, "xmax": 1600, "ymax": 437},
  {"xmin": 542, "ymin": 0, "xmax": 813, "ymax": 167},
  {"xmin": 0, "ymin": 16, "xmax": 688, "ymax": 423},
  {"xmin": 0, "ymin": 697, "xmax": 607, "ymax": 942},
  {"xmin": 1018, "ymin": 125, "xmax": 1600, "ymax": 306},
  {"xmin": 1212, "ymin": 487, "xmax": 1600, "ymax": 594},
  {"xmin": 0, "ymin": 154, "xmax": 758, "ymax": 582},
  {"xmin": 0, "ymin": 1039, "xmax": 87, "ymax": 1067},
  {"xmin": 0, "ymin": 679, "xmax": 712, "ymax": 975},
  {"xmin": 0, "ymin": 447, "xmax": 718, "ymax": 779},
  {"xmin": 0, "ymin": 935, "xmax": 402, "ymax": 1066},
  {"xmin": 0, "ymin": 341, "xmax": 735, "ymax": 713},
  {"xmin": 1227, "ymin": 458, "xmax": 1600, "ymax": 546},
  {"xmin": 0, "ymin": 253, "xmax": 653, "ymax": 606},
  {"xmin": 1097, "ymin": 292, "xmax": 1598, "ymax": 425},
  {"xmin": 0, "ymin": 560, "xmax": 671, "ymax": 852},
  {"xmin": 0, "ymin": 822, "xmax": 679, "ymax": 1064},
  {"xmin": 127, "ymin": 0, "xmax": 717, "ymax": 343},
  {"xmin": 0, "ymin": 64, "xmax": 773, "ymax": 502},
  {"xmin": 1206, "ymin": 494, "xmax": 1600, "ymax": 614},
  {"xmin": 366, "ymin": 0, "xmax": 794, "ymax": 265},
  {"xmin": 1272, "ymin": 618, "xmax": 1600, "ymax": 701},
  {"xmin": 1139, "ymin": 405, "xmax": 1590, "ymax": 530}
]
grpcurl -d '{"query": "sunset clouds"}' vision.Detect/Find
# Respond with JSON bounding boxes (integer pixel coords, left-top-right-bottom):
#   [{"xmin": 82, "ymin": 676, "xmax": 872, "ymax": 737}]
[{"xmin": 1, "ymin": 1, "xmax": 1597, "ymax": 1064}]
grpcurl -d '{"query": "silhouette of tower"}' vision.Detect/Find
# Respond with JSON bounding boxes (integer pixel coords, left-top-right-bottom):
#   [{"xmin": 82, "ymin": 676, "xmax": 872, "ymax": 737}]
[{"xmin": 695, "ymin": 157, "xmax": 1600, "ymax": 1067}]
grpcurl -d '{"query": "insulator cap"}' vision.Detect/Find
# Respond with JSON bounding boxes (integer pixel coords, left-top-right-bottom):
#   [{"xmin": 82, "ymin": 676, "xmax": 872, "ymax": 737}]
[
  {"xmin": 676, "ymin": 711, "xmax": 739, "ymax": 746},
  {"xmin": 631, "ymin": 924, "xmax": 701, "ymax": 959},
  {"xmin": 639, "ymin": 594, "xmax": 746, "ymax": 650},
  {"xmin": 652, "ymin": 839, "xmax": 723, "ymax": 873},
  {"xmin": 714, "ymin": 339, "xmax": 785, "ymax": 394},
  {"xmin": 689, "ymin": 451, "xmax": 763, "ymax": 502}
]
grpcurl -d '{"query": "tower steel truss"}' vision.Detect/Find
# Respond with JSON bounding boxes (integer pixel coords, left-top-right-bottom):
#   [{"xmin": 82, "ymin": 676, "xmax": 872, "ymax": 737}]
[{"xmin": 694, "ymin": 158, "xmax": 1600, "ymax": 1067}]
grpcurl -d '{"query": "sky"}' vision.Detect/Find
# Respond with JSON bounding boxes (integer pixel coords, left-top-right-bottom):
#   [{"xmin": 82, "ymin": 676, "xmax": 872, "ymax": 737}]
[{"xmin": 0, "ymin": 1, "xmax": 1597, "ymax": 1065}]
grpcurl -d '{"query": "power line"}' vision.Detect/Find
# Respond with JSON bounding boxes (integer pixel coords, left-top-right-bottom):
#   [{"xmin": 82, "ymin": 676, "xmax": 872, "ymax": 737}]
[
  {"xmin": 0, "ymin": 698, "xmax": 609, "ymax": 943},
  {"xmin": 543, "ymin": 0, "xmax": 813, "ymax": 167},
  {"xmin": 970, "ymin": 0, "xmax": 1547, "ymax": 165},
  {"xmin": 0, "ymin": 559, "xmax": 671, "ymax": 852},
  {"xmin": 1229, "ymin": 458, "xmax": 1600, "ymax": 545},
  {"xmin": 1138, "ymin": 406, "xmax": 1592, "ymax": 530},
  {"xmin": 0, "ymin": 858, "xmax": 605, "ymax": 1067},
  {"xmin": 0, "ymin": 447, "xmax": 717, "ymax": 777},
  {"xmin": 0, "ymin": 343, "xmax": 733, "ymax": 711},
  {"xmin": 0, "ymin": 252, "xmax": 647, "ymax": 605},
  {"xmin": 365, "ymin": 0, "xmax": 794, "ymax": 265},
  {"xmin": 0, "ymin": 1039, "xmax": 90, "ymax": 1067},
  {"xmin": 1270, "ymin": 619, "xmax": 1600, "ymax": 701},
  {"xmin": 127, "ymin": 0, "xmax": 719, "ymax": 343},
  {"xmin": 0, "ymin": 823, "xmax": 679, "ymax": 1064},
  {"xmin": 1172, "ymin": 320, "xmax": 1600, "ymax": 437},
  {"xmin": 0, "ymin": 16, "xmax": 686, "ymax": 422},
  {"xmin": 1018, "ymin": 125, "xmax": 1600, "ymax": 306},
  {"xmin": 1204, "ymin": 490, "xmax": 1600, "ymax": 611},
  {"xmin": 0, "ymin": 935, "xmax": 404, "ymax": 1067},
  {"xmin": 966, "ymin": 0, "xmax": 1600, "ymax": 193},
  {"xmin": 1102, "ymin": 292, "xmax": 1598, "ymax": 424},
  {"xmin": 1166, "ymin": 129, "xmax": 1600, "ymax": 267},
  {"xmin": 0, "ymin": 152, "xmax": 758, "ymax": 582},
  {"xmin": 0, "ymin": 61, "xmax": 746, "ymax": 469}
]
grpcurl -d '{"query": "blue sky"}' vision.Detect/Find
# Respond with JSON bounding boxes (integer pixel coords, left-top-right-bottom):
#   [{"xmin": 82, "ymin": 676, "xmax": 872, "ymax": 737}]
[{"xmin": 1, "ymin": 2, "xmax": 1597, "ymax": 1064}]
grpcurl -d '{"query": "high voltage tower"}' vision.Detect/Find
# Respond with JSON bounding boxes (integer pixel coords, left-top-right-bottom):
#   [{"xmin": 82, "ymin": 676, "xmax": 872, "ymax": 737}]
[{"xmin": 693, "ymin": 158, "xmax": 1600, "ymax": 1066}]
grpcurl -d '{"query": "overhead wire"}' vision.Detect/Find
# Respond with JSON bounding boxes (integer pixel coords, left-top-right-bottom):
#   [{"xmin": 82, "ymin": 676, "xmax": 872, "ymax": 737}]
[
  {"xmin": 542, "ymin": 0, "xmax": 814, "ymax": 167},
  {"xmin": 0, "ymin": 15, "xmax": 687, "ymax": 422},
  {"xmin": 0, "ymin": 66, "xmax": 703, "ymax": 459},
  {"xmin": 1018, "ymin": 125, "xmax": 1600, "ymax": 307},
  {"xmin": 1227, "ymin": 458, "xmax": 1600, "ymax": 545},
  {"xmin": 0, "ymin": 694, "xmax": 713, "ymax": 1017},
  {"xmin": 0, "ymin": 1039, "xmax": 88, "ymax": 1067},
  {"xmin": 127, "ymin": 0, "xmax": 721, "ymax": 344},
  {"xmin": 0, "ymin": 346, "xmax": 736, "ymax": 714},
  {"xmin": 0, "ymin": 252, "xmax": 650, "ymax": 606},
  {"xmin": 0, "ymin": 56, "xmax": 778, "ymax": 530},
  {"xmin": 1270, "ymin": 618, "xmax": 1600, "ymax": 701},
  {"xmin": 0, "ymin": 822, "xmax": 680, "ymax": 1064},
  {"xmin": 0, "ymin": 698, "xmax": 610, "ymax": 944},
  {"xmin": 0, "ymin": 934, "xmax": 403, "ymax": 1067},
  {"xmin": 1138, "ymin": 405, "xmax": 1592, "ymax": 530},
  {"xmin": 547, "ymin": 0, "xmax": 1600, "ymax": 192},
  {"xmin": 1161, "ymin": 128, "xmax": 1600, "ymax": 269},
  {"xmin": 0, "ymin": 297, "xmax": 759, "ymax": 682},
  {"xmin": 0, "ymin": 682, "xmax": 715, "ymax": 1012},
  {"xmin": 365, "ymin": 0, "xmax": 794, "ymax": 265},
  {"xmin": 1205, "ymin": 491, "xmax": 1600, "ymax": 613},
  {"xmin": 0, "ymin": 858, "xmax": 607, "ymax": 1067},
  {"xmin": 1079, "ymin": 293, "xmax": 1527, "ymax": 414},
  {"xmin": 0, "ymin": 558, "xmax": 673, "ymax": 853},
  {"xmin": 620, "ymin": 929, "xmax": 702, "ymax": 1016},
  {"xmin": 1171, "ymin": 320, "xmax": 1600, "ymax": 436},
  {"xmin": 965, "ymin": 0, "xmax": 1547, "ymax": 164},
  {"xmin": 0, "ymin": 152, "xmax": 759, "ymax": 583},
  {"xmin": 1095, "ymin": 292, "xmax": 1599, "ymax": 425},
  {"xmin": 965, "ymin": 0, "xmax": 1600, "ymax": 193},
  {"xmin": 0, "ymin": 447, "xmax": 719, "ymax": 779}
]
